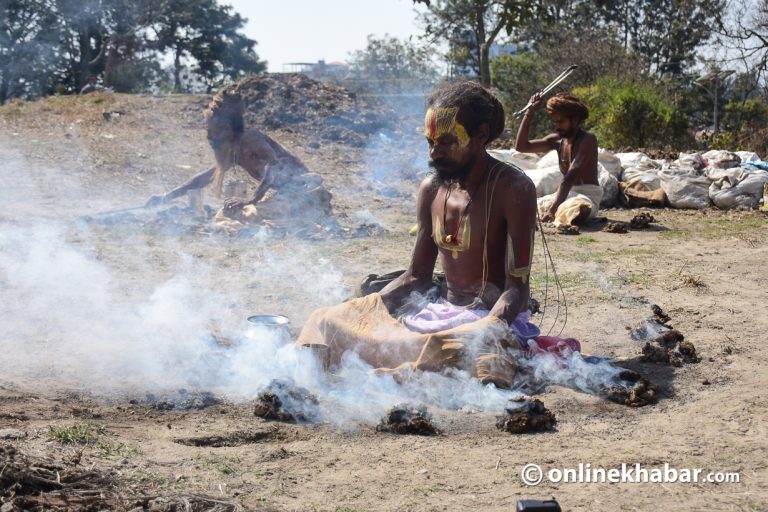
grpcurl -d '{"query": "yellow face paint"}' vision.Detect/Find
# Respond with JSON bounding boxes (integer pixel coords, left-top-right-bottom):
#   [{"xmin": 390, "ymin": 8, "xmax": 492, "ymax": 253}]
[{"xmin": 425, "ymin": 107, "xmax": 470, "ymax": 148}]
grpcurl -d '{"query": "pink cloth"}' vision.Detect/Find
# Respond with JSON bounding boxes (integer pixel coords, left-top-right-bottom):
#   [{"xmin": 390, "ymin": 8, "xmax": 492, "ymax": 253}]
[
  {"xmin": 403, "ymin": 302, "xmax": 541, "ymax": 340},
  {"xmin": 529, "ymin": 336, "xmax": 581, "ymax": 356}
]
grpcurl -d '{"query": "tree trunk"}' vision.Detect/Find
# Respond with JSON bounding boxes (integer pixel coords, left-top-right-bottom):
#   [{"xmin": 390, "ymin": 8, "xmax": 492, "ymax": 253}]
[
  {"xmin": 474, "ymin": 3, "xmax": 490, "ymax": 86},
  {"xmin": 0, "ymin": 75, "xmax": 9, "ymax": 105},
  {"xmin": 479, "ymin": 45, "xmax": 491, "ymax": 87},
  {"xmin": 78, "ymin": 29, "xmax": 92, "ymax": 91},
  {"xmin": 174, "ymin": 47, "xmax": 182, "ymax": 92}
]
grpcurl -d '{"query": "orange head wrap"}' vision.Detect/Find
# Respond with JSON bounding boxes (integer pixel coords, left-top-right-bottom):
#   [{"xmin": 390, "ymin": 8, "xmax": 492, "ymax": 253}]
[{"xmin": 546, "ymin": 93, "xmax": 589, "ymax": 121}]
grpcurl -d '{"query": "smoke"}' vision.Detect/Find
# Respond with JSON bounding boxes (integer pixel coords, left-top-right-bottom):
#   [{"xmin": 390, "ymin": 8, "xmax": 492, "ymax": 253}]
[
  {"xmin": 0, "ymin": 140, "xmax": 522, "ymax": 427},
  {"xmin": 0, "ymin": 216, "xmax": 523, "ymax": 425}
]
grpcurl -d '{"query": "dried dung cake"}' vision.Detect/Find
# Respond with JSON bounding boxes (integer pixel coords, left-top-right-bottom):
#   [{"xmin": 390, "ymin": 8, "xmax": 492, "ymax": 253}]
[
  {"xmin": 630, "ymin": 212, "xmax": 656, "ymax": 229},
  {"xmin": 496, "ymin": 397, "xmax": 556, "ymax": 433},
  {"xmin": 556, "ymin": 224, "xmax": 580, "ymax": 235},
  {"xmin": 602, "ymin": 370, "xmax": 658, "ymax": 407},
  {"xmin": 376, "ymin": 404, "xmax": 438, "ymax": 435},
  {"xmin": 603, "ymin": 222, "xmax": 628, "ymax": 233},
  {"xmin": 253, "ymin": 379, "xmax": 320, "ymax": 423}
]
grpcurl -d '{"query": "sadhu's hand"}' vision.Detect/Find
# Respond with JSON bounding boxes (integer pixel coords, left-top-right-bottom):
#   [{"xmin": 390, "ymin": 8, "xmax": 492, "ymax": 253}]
[
  {"xmin": 528, "ymin": 91, "xmax": 544, "ymax": 112},
  {"xmin": 145, "ymin": 194, "xmax": 168, "ymax": 208},
  {"xmin": 223, "ymin": 197, "xmax": 251, "ymax": 212},
  {"xmin": 540, "ymin": 211, "xmax": 555, "ymax": 223}
]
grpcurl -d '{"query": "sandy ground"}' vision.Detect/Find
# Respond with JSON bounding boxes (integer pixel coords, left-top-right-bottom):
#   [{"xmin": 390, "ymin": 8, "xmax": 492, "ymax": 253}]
[{"xmin": 1, "ymin": 93, "xmax": 767, "ymax": 511}]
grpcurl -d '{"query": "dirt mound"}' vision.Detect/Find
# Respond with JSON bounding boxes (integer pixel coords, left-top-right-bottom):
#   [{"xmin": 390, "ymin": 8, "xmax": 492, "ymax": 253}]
[{"xmin": 231, "ymin": 74, "xmax": 394, "ymax": 147}]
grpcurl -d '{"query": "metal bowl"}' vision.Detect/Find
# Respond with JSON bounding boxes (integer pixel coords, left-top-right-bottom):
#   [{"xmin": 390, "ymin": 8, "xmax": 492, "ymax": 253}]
[{"xmin": 247, "ymin": 314, "xmax": 290, "ymax": 327}]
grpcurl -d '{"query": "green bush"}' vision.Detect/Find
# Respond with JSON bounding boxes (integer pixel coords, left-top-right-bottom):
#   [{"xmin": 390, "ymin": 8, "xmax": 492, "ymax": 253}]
[
  {"xmin": 491, "ymin": 53, "xmax": 550, "ymax": 139},
  {"xmin": 573, "ymin": 79, "xmax": 689, "ymax": 149},
  {"xmin": 717, "ymin": 98, "xmax": 768, "ymax": 153}
]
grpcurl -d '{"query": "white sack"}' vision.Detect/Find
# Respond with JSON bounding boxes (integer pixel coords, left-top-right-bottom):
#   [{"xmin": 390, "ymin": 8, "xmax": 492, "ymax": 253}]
[
  {"xmin": 525, "ymin": 165, "xmax": 562, "ymax": 197},
  {"xmin": 487, "ymin": 149, "xmax": 540, "ymax": 171},
  {"xmin": 658, "ymin": 168, "xmax": 711, "ymax": 209},
  {"xmin": 709, "ymin": 170, "xmax": 768, "ymax": 209},
  {"xmin": 598, "ymin": 166, "xmax": 619, "ymax": 208},
  {"xmin": 703, "ymin": 150, "xmax": 741, "ymax": 169},
  {"xmin": 598, "ymin": 148, "xmax": 623, "ymax": 178},
  {"xmin": 536, "ymin": 150, "xmax": 559, "ymax": 168}
]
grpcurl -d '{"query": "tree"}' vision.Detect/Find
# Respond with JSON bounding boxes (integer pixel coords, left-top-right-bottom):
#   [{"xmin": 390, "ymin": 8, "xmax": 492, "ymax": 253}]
[
  {"xmin": 151, "ymin": 0, "xmax": 265, "ymax": 92},
  {"xmin": 347, "ymin": 34, "xmax": 438, "ymax": 93},
  {"xmin": 0, "ymin": 0, "xmax": 63, "ymax": 103},
  {"xmin": 414, "ymin": 0, "xmax": 544, "ymax": 86},
  {"xmin": 716, "ymin": 0, "xmax": 768, "ymax": 85},
  {"xmin": 1, "ymin": 0, "xmax": 266, "ymax": 100},
  {"xmin": 597, "ymin": 0, "xmax": 724, "ymax": 75},
  {"xmin": 491, "ymin": 52, "xmax": 548, "ymax": 135},
  {"xmin": 54, "ymin": 0, "xmax": 110, "ymax": 92},
  {"xmin": 101, "ymin": 0, "xmax": 162, "ymax": 92}
]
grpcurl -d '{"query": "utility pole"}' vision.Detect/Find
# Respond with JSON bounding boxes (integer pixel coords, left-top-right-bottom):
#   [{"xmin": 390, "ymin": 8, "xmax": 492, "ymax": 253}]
[{"xmin": 693, "ymin": 69, "xmax": 734, "ymax": 134}]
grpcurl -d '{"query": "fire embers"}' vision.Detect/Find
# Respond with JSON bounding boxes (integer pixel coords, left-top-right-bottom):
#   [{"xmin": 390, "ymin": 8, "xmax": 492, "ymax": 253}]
[
  {"xmin": 253, "ymin": 379, "xmax": 320, "ymax": 423},
  {"xmin": 601, "ymin": 369, "xmax": 659, "ymax": 407},
  {"xmin": 630, "ymin": 212, "xmax": 656, "ymax": 229},
  {"xmin": 495, "ymin": 397, "xmax": 557, "ymax": 434},
  {"xmin": 634, "ymin": 305, "xmax": 700, "ymax": 367},
  {"xmin": 376, "ymin": 404, "xmax": 439, "ymax": 436},
  {"xmin": 130, "ymin": 390, "xmax": 222, "ymax": 411}
]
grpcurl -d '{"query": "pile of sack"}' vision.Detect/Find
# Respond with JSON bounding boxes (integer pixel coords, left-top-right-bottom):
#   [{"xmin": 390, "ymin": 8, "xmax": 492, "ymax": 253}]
[{"xmin": 487, "ymin": 148, "xmax": 768, "ymax": 210}]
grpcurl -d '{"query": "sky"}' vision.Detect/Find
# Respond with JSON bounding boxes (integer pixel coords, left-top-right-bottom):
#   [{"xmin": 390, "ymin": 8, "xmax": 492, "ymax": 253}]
[{"xmin": 224, "ymin": 0, "xmax": 426, "ymax": 72}]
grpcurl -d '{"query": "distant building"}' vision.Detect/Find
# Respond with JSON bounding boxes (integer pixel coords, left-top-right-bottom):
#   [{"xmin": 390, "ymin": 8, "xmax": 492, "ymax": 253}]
[{"xmin": 282, "ymin": 60, "xmax": 349, "ymax": 81}]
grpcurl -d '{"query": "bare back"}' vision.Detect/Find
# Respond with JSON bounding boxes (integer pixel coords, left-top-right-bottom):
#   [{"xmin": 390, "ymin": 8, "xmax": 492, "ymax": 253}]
[{"xmin": 235, "ymin": 129, "xmax": 308, "ymax": 186}]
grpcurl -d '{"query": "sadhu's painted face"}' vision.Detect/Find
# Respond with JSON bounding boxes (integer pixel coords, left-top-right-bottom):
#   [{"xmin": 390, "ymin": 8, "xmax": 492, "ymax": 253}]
[{"xmin": 424, "ymin": 107, "xmax": 473, "ymax": 181}]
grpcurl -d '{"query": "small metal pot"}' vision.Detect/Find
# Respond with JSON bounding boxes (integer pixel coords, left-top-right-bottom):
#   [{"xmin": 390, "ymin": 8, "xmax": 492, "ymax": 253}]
[{"xmin": 246, "ymin": 314, "xmax": 292, "ymax": 343}]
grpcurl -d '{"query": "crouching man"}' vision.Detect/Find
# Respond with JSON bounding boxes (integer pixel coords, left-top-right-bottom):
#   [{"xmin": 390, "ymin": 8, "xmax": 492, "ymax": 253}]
[{"xmin": 296, "ymin": 81, "xmax": 540, "ymax": 388}]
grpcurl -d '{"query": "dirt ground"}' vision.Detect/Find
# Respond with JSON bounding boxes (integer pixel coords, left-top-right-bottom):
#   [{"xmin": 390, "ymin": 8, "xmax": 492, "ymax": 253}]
[{"xmin": 1, "ymin": 92, "xmax": 766, "ymax": 512}]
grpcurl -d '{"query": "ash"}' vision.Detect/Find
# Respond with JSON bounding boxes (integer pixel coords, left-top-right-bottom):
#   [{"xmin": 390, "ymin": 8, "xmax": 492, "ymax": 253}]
[
  {"xmin": 253, "ymin": 379, "xmax": 320, "ymax": 423},
  {"xmin": 496, "ymin": 397, "xmax": 557, "ymax": 434},
  {"xmin": 376, "ymin": 404, "xmax": 439, "ymax": 436},
  {"xmin": 130, "ymin": 389, "xmax": 222, "ymax": 410}
]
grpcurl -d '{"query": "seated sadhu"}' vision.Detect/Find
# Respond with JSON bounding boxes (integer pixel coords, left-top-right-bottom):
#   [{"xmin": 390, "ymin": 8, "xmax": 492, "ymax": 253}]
[
  {"xmin": 515, "ymin": 92, "xmax": 601, "ymax": 226},
  {"xmin": 145, "ymin": 88, "xmax": 332, "ymax": 226},
  {"xmin": 296, "ymin": 81, "xmax": 542, "ymax": 388}
]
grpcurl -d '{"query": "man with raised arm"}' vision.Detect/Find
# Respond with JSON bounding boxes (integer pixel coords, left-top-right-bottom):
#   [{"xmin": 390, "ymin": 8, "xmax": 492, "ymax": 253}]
[
  {"xmin": 515, "ymin": 92, "xmax": 601, "ymax": 225},
  {"xmin": 296, "ymin": 81, "xmax": 541, "ymax": 388}
]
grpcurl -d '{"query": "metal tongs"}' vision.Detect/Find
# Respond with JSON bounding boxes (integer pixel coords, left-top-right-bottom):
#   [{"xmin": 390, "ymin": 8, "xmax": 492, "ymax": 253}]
[{"xmin": 512, "ymin": 65, "xmax": 579, "ymax": 118}]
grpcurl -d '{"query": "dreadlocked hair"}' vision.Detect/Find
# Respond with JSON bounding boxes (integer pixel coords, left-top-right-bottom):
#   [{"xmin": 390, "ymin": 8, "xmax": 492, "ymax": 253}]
[
  {"xmin": 546, "ymin": 92, "xmax": 589, "ymax": 121},
  {"xmin": 427, "ymin": 80, "xmax": 505, "ymax": 145},
  {"xmin": 205, "ymin": 87, "xmax": 246, "ymax": 197}
]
